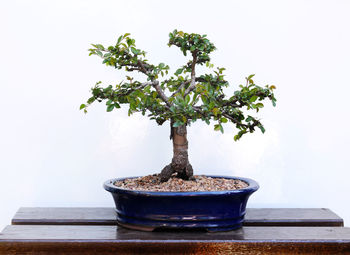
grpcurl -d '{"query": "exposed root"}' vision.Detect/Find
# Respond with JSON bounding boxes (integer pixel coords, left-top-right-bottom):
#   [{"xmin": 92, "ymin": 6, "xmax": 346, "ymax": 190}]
[
  {"xmin": 160, "ymin": 164, "xmax": 173, "ymax": 182},
  {"xmin": 160, "ymin": 162, "xmax": 195, "ymax": 182}
]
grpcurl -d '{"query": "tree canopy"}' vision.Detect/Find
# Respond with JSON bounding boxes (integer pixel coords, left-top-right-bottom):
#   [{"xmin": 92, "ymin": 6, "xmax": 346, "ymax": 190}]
[{"xmin": 81, "ymin": 30, "xmax": 276, "ymax": 141}]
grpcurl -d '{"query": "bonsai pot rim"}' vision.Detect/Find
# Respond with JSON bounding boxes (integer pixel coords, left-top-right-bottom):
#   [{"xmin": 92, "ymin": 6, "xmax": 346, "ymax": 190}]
[{"xmin": 103, "ymin": 175, "xmax": 259, "ymax": 196}]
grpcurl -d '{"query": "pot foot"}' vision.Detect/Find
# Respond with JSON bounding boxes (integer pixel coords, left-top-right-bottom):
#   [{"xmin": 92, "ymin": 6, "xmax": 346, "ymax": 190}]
[
  {"xmin": 206, "ymin": 224, "xmax": 243, "ymax": 232},
  {"xmin": 117, "ymin": 220, "xmax": 242, "ymax": 232},
  {"xmin": 117, "ymin": 221, "xmax": 156, "ymax": 232}
]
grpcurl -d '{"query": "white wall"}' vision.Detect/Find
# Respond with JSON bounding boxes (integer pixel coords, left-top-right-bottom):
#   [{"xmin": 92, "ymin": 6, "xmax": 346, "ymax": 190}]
[{"xmin": 1, "ymin": 0, "xmax": 350, "ymax": 230}]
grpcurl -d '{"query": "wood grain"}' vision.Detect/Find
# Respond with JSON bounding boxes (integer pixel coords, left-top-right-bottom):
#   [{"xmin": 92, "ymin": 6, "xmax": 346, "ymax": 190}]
[
  {"xmin": 1, "ymin": 225, "xmax": 350, "ymax": 254},
  {"xmin": 11, "ymin": 207, "xmax": 344, "ymax": 227}
]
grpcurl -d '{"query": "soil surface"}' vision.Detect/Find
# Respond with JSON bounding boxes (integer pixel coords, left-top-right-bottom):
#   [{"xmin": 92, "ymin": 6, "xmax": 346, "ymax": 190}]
[{"xmin": 114, "ymin": 174, "xmax": 248, "ymax": 192}]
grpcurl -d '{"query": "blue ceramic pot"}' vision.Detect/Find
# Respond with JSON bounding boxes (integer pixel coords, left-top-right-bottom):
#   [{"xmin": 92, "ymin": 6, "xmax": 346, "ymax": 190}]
[{"xmin": 104, "ymin": 175, "xmax": 259, "ymax": 232}]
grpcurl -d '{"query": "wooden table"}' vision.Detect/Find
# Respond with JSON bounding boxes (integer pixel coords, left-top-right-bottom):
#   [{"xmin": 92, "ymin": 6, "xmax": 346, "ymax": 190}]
[{"xmin": 1, "ymin": 207, "xmax": 349, "ymax": 254}]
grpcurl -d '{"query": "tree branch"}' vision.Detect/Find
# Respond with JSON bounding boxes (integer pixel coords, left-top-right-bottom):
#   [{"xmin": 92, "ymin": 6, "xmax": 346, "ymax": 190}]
[
  {"xmin": 152, "ymin": 81, "xmax": 171, "ymax": 108},
  {"xmin": 137, "ymin": 60, "xmax": 151, "ymax": 76},
  {"xmin": 221, "ymin": 113, "xmax": 249, "ymax": 128},
  {"xmin": 130, "ymin": 81, "xmax": 152, "ymax": 90},
  {"xmin": 192, "ymin": 105, "xmax": 206, "ymax": 117},
  {"xmin": 95, "ymin": 48, "xmax": 171, "ymax": 108},
  {"xmin": 184, "ymin": 51, "xmax": 198, "ymax": 96},
  {"xmin": 125, "ymin": 67, "xmax": 143, "ymax": 72},
  {"xmin": 222, "ymin": 112, "xmax": 260, "ymax": 132},
  {"xmin": 102, "ymin": 82, "xmax": 152, "ymax": 98},
  {"xmin": 192, "ymin": 105, "xmax": 257, "ymax": 131},
  {"xmin": 220, "ymin": 99, "xmax": 242, "ymax": 108},
  {"xmin": 170, "ymin": 80, "xmax": 190, "ymax": 98},
  {"xmin": 94, "ymin": 47, "xmax": 154, "ymax": 78}
]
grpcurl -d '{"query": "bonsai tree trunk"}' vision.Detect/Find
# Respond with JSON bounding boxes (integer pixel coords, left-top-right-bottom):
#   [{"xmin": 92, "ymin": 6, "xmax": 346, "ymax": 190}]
[{"xmin": 160, "ymin": 122, "xmax": 194, "ymax": 182}]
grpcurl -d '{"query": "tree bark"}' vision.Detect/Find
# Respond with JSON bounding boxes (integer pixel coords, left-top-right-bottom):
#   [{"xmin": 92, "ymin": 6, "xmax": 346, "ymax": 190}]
[{"xmin": 160, "ymin": 123, "xmax": 194, "ymax": 182}]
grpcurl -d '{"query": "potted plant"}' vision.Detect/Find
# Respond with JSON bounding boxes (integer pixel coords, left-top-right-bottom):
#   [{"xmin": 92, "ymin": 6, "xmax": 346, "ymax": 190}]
[{"xmin": 80, "ymin": 30, "xmax": 277, "ymax": 232}]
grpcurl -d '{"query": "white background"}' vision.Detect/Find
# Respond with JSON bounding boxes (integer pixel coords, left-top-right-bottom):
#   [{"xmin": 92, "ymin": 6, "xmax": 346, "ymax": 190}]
[{"xmin": 1, "ymin": 0, "xmax": 350, "ymax": 230}]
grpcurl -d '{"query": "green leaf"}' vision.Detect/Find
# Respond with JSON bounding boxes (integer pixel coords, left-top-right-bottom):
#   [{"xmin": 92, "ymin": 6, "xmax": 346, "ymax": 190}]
[
  {"xmin": 175, "ymin": 68, "xmax": 183, "ymax": 75},
  {"xmin": 173, "ymin": 121, "xmax": 183, "ymax": 127},
  {"xmin": 79, "ymin": 104, "xmax": 86, "ymax": 110},
  {"xmin": 218, "ymin": 67, "xmax": 226, "ymax": 74},
  {"xmin": 107, "ymin": 104, "xmax": 114, "ymax": 112},
  {"xmin": 246, "ymin": 116, "xmax": 253, "ymax": 122},
  {"xmin": 117, "ymin": 35, "xmax": 123, "ymax": 44},
  {"xmin": 214, "ymin": 123, "xmax": 224, "ymax": 133},
  {"xmin": 219, "ymin": 124, "xmax": 224, "ymax": 133},
  {"xmin": 247, "ymin": 74, "xmax": 255, "ymax": 80},
  {"xmin": 87, "ymin": 97, "xmax": 95, "ymax": 104},
  {"xmin": 126, "ymin": 38, "xmax": 133, "ymax": 46},
  {"xmin": 152, "ymin": 91, "xmax": 157, "ymax": 99},
  {"xmin": 250, "ymin": 96, "xmax": 258, "ymax": 102},
  {"xmin": 272, "ymin": 98, "xmax": 277, "ymax": 107},
  {"xmin": 212, "ymin": 108, "xmax": 219, "ymax": 116},
  {"xmin": 234, "ymin": 129, "xmax": 247, "ymax": 141},
  {"xmin": 258, "ymin": 125, "xmax": 265, "ymax": 133},
  {"xmin": 106, "ymin": 99, "xmax": 113, "ymax": 105},
  {"xmin": 220, "ymin": 117, "xmax": 228, "ymax": 123},
  {"xmin": 185, "ymin": 95, "xmax": 190, "ymax": 104},
  {"xmin": 201, "ymin": 96, "xmax": 208, "ymax": 104},
  {"xmin": 131, "ymin": 47, "xmax": 139, "ymax": 55},
  {"xmin": 96, "ymin": 50, "xmax": 103, "ymax": 57},
  {"xmin": 96, "ymin": 44, "xmax": 104, "ymax": 50}
]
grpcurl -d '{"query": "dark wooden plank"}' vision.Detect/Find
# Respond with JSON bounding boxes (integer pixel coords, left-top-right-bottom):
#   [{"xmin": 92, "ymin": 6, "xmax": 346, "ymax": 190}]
[
  {"xmin": 12, "ymin": 207, "xmax": 117, "ymax": 225},
  {"xmin": 3, "ymin": 225, "xmax": 350, "ymax": 240},
  {"xmin": 245, "ymin": 208, "xmax": 344, "ymax": 227},
  {"xmin": 11, "ymin": 207, "xmax": 344, "ymax": 227},
  {"xmin": 1, "ymin": 225, "xmax": 350, "ymax": 254}
]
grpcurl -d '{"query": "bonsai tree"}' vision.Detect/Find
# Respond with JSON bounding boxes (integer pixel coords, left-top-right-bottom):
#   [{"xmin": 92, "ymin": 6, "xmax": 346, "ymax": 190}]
[{"xmin": 81, "ymin": 30, "xmax": 276, "ymax": 182}]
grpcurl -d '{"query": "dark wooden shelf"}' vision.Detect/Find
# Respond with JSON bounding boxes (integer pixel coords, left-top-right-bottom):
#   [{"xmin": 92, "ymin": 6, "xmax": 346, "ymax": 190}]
[
  {"xmin": 1, "ymin": 207, "xmax": 348, "ymax": 254},
  {"xmin": 1, "ymin": 225, "xmax": 350, "ymax": 254},
  {"xmin": 11, "ymin": 207, "xmax": 344, "ymax": 227}
]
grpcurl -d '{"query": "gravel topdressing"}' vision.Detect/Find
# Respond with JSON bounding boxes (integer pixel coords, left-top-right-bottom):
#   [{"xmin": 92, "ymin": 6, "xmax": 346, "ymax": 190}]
[{"xmin": 114, "ymin": 174, "xmax": 248, "ymax": 192}]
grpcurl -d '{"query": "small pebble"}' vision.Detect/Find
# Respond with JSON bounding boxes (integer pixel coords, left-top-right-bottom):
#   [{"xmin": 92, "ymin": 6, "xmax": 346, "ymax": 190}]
[{"xmin": 114, "ymin": 174, "xmax": 248, "ymax": 192}]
